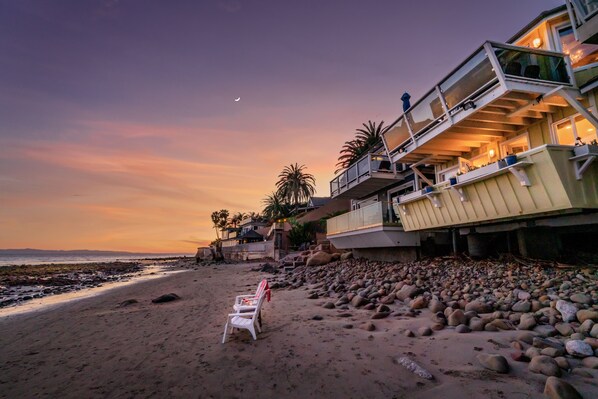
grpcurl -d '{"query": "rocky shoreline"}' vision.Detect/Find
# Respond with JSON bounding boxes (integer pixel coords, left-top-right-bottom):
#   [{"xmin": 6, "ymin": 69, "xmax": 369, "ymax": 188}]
[
  {"xmin": 271, "ymin": 255, "xmax": 598, "ymax": 396},
  {"xmin": 0, "ymin": 258, "xmax": 194, "ymax": 308}
]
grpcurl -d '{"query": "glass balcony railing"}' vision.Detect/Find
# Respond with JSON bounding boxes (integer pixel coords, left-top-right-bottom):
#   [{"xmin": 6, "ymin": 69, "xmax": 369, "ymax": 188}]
[
  {"xmin": 330, "ymin": 153, "xmax": 393, "ymax": 197},
  {"xmin": 570, "ymin": 0, "xmax": 598, "ymax": 22},
  {"xmin": 326, "ymin": 201, "xmax": 400, "ymax": 235},
  {"xmin": 382, "ymin": 41, "xmax": 574, "ymax": 156}
]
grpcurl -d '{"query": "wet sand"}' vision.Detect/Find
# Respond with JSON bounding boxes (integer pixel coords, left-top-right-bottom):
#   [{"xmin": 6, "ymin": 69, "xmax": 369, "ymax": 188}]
[{"xmin": 1, "ymin": 262, "xmax": 597, "ymax": 398}]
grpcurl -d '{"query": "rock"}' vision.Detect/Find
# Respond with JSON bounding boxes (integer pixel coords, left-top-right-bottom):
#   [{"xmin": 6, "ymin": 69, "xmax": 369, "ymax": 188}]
[
  {"xmin": 469, "ymin": 317, "xmax": 487, "ymax": 331},
  {"xmin": 570, "ymin": 293, "xmax": 592, "ymax": 305},
  {"xmin": 510, "ymin": 351, "xmax": 530, "ymax": 362},
  {"xmin": 395, "ymin": 357, "xmax": 434, "ymax": 380},
  {"xmin": 363, "ymin": 303, "xmax": 376, "ymax": 310},
  {"xmin": 581, "ymin": 356, "xmax": 598, "ymax": 369},
  {"xmin": 541, "ymin": 347, "xmax": 565, "ymax": 358},
  {"xmin": 571, "ymin": 368, "xmax": 593, "ymax": 378},
  {"xmin": 533, "ymin": 325, "xmax": 557, "ymax": 337},
  {"xmin": 477, "ymin": 354, "xmax": 509, "ymax": 373},
  {"xmin": 484, "ymin": 323, "xmax": 499, "ymax": 332},
  {"xmin": 556, "ymin": 300, "xmax": 578, "ymax": 323},
  {"xmin": 585, "ymin": 337, "xmax": 598, "ymax": 349},
  {"xmin": 565, "ymin": 340, "xmax": 594, "ymax": 358},
  {"xmin": 340, "ymin": 251, "xmax": 353, "ymax": 261},
  {"xmin": 543, "ymin": 376, "xmax": 582, "ymax": 399},
  {"xmin": 448, "ymin": 309, "xmax": 466, "ymax": 327},
  {"xmin": 526, "ymin": 347, "xmax": 542, "ymax": 359},
  {"xmin": 410, "ymin": 296, "xmax": 427, "ymax": 310},
  {"xmin": 577, "ymin": 309, "xmax": 598, "ymax": 323},
  {"xmin": 403, "ymin": 329, "xmax": 415, "ymax": 337},
  {"xmin": 380, "ymin": 294, "xmax": 396, "ymax": 305},
  {"xmin": 431, "ymin": 323, "xmax": 445, "ymax": 331},
  {"xmin": 342, "ymin": 324, "xmax": 353, "ymax": 329},
  {"xmin": 554, "ymin": 357, "xmax": 570, "ymax": 370},
  {"xmin": 312, "ymin": 315, "xmax": 323, "ymax": 320},
  {"xmin": 580, "ymin": 319, "xmax": 595, "ymax": 335},
  {"xmin": 371, "ymin": 312, "xmax": 390, "ymax": 320},
  {"xmin": 308, "ymin": 293, "xmax": 319, "ymax": 299},
  {"xmin": 489, "ymin": 319, "xmax": 514, "ymax": 331},
  {"xmin": 359, "ymin": 322, "xmax": 375, "ymax": 331},
  {"xmin": 511, "ymin": 341, "xmax": 523, "ymax": 350},
  {"xmin": 465, "ymin": 300, "xmax": 491, "ymax": 314},
  {"xmin": 351, "ymin": 295, "xmax": 368, "ymax": 307},
  {"xmin": 518, "ymin": 313, "xmax": 536, "ymax": 330},
  {"xmin": 323, "ymin": 302, "xmax": 335, "ymax": 309},
  {"xmin": 428, "ymin": 299, "xmax": 446, "ymax": 313},
  {"xmin": 518, "ymin": 291, "xmax": 531, "ymax": 300},
  {"xmin": 118, "ymin": 299, "xmax": 138, "ymax": 307},
  {"xmin": 456, "ymin": 324, "xmax": 471, "ymax": 333},
  {"xmin": 512, "ymin": 300, "xmax": 531, "ymax": 313},
  {"xmin": 591, "ymin": 324, "xmax": 598, "ymax": 338},
  {"xmin": 306, "ymin": 251, "xmax": 333, "ymax": 267},
  {"xmin": 555, "ymin": 323, "xmax": 574, "ymax": 337},
  {"xmin": 431, "ymin": 312, "xmax": 446, "ymax": 325},
  {"xmin": 396, "ymin": 285, "xmax": 419, "ymax": 301},
  {"xmin": 335, "ymin": 296, "xmax": 349, "ymax": 306},
  {"xmin": 418, "ymin": 326, "xmax": 432, "ymax": 336},
  {"xmin": 151, "ymin": 293, "xmax": 180, "ymax": 303},
  {"xmin": 533, "ymin": 337, "xmax": 564, "ymax": 350},
  {"xmin": 517, "ymin": 332, "xmax": 536, "ymax": 345},
  {"xmin": 529, "ymin": 355, "xmax": 562, "ymax": 377}
]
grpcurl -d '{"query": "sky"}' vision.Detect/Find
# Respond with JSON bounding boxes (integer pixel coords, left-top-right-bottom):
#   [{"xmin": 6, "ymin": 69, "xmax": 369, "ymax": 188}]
[{"xmin": 0, "ymin": 0, "xmax": 564, "ymax": 253}]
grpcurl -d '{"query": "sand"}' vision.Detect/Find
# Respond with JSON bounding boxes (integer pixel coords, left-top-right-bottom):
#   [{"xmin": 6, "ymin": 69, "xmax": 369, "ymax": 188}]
[{"xmin": 1, "ymin": 262, "xmax": 597, "ymax": 398}]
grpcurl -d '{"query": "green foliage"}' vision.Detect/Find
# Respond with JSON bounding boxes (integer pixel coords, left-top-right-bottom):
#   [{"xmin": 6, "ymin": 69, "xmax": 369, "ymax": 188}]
[
  {"xmin": 210, "ymin": 209, "xmax": 229, "ymax": 239},
  {"xmin": 336, "ymin": 120, "xmax": 389, "ymax": 173},
  {"xmin": 262, "ymin": 191, "xmax": 292, "ymax": 221},
  {"xmin": 287, "ymin": 218, "xmax": 314, "ymax": 247}
]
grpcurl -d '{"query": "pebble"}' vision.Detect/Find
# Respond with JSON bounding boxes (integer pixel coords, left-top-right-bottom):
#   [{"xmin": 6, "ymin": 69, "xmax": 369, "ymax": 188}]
[
  {"xmin": 570, "ymin": 293, "xmax": 591, "ymax": 305},
  {"xmin": 403, "ymin": 329, "xmax": 415, "ymax": 337},
  {"xmin": 512, "ymin": 300, "xmax": 531, "ymax": 313},
  {"xmin": 308, "ymin": 293, "xmax": 319, "ymax": 299},
  {"xmin": 581, "ymin": 356, "xmax": 598, "ymax": 369},
  {"xmin": 312, "ymin": 315, "xmax": 323, "ymax": 320},
  {"xmin": 555, "ymin": 323, "xmax": 574, "ymax": 337},
  {"xmin": 565, "ymin": 340, "xmax": 594, "ymax": 358},
  {"xmin": 543, "ymin": 376, "xmax": 582, "ymax": 399},
  {"xmin": 151, "ymin": 293, "xmax": 180, "ymax": 303},
  {"xmin": 323, "ymin": 302, "xmax": 335, "ymax": 309},
  {"xmin": 577, "ymin": 309, "xmax": 598, "ymax": 323},
  {"xmin": 448, "ymin": 310, "xmax": 466, "ymax": 327},
  {"xmin": 418, "ymin": 326, "xmax": 432, "ymax": 336},
  {"xmin": 554, "ymin": 356, "xmax": 569, "ymax": 370},
  {"xmin": 529, "ymin": 355, "xmax": 562, "ymax": 377},
  {"xmin": 510, "ymin": 351, "xmax": 530, "ymax": 362},
  {"xmin": 518, "ymin": 313, "xmax": 536, "ymax": 330},
  {"xmin": 556, "ymin": 300, "xmax": 578, "ymax": 323},
  {"xmin": 395, "ymin": 356, "xmax": 434, "ymax": 380},
  {"xmin": 359, "ymin": 322, "xmax": 375, "ymax": 331},
  {"xmin": 456, "ymin": 324, "xmax": 471, "ymax": 333},
  {"xmin": 477, "ymin": 354, "xmax": 509, "ymax": 373}
]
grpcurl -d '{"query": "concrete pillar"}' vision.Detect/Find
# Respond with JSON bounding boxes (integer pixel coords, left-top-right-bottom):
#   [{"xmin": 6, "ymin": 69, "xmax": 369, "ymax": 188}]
[
  {"xmin": 467, "ymin": 233, "xmax": 489, "ymax": 258},
  {"xmin": 516, "ymin": 227, "xmax": 561, "ymax": 260}
]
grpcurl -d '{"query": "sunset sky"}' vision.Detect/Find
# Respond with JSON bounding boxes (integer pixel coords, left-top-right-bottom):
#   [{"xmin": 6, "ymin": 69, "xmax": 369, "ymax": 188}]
[{"xmin": 0, "ymin": 0, "xmax": 563, "ymax": 253}]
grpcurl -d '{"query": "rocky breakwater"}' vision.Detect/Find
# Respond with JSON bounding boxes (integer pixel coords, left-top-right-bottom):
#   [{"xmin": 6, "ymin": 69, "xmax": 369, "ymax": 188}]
[
  {"xmin": 0, "ymin": 262, "xmax": 144, "ymax": 308},
  {"xmin": 270, "ymin": 256, "xmax": 598, "ymax": 394}
]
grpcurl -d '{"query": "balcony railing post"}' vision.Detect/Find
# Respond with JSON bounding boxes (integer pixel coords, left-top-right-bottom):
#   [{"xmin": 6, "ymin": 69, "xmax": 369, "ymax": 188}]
[
  {"xmin": 483, "ymin": 42, "xmax": 507, "ymax": 88},
  {"xmin": 435, "ymin": 84, "xmax": 453, "ymax": 125},
  {"xmin": 405, "ymin": 116, "xmax": 417, "ymax": 148},
  {"xmin": 564, "ymin": 56, "xmax": 577, "ymax": 87}
]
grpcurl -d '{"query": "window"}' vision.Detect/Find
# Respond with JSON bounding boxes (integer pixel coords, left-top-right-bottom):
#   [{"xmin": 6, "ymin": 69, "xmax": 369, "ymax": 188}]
[
  {"xmin": 558, "ymin": 26, "xmax": 598, "ymax": 68},
  {"xmin": 553, "ymin": 114, "xmax": 597, "ymax": 145},
  {"xmin": 500, "ymin": 133, "xmax": 530, "ymax": 156}
]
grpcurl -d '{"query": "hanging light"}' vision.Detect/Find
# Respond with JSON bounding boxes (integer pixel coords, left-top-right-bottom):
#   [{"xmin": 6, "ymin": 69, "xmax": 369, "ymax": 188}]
[{"xmin": 532, "ymin": 38, "xmax": 543, "ymax": 48}]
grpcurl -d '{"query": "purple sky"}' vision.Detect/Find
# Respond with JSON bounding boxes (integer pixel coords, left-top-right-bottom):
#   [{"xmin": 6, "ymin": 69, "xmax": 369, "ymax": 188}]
[{"xmin": 0, "ymin": 0, "xmax": 564, "ymax": 252}]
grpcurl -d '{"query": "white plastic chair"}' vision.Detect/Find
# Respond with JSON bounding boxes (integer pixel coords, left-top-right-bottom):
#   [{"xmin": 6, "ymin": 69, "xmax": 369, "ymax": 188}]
[
  {"xmin": 233, "ymin": 279, "xmax": 268, "ymax": 312},
  {"xmin": 222, "ymin": 289, "xmax": 269, "ymax": 343}
]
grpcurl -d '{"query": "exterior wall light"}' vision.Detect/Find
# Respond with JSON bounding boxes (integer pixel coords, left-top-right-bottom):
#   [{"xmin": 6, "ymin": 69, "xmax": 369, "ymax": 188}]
[
  {"xmin": 489, "ymin": 149, "xmax": 496, "ymax": 158},
  {"xmin": 532, "ymin": 38, "xmax": 543, "ymax": 48}
]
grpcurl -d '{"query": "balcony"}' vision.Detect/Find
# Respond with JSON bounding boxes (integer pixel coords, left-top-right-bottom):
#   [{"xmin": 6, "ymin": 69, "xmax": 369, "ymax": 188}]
[
  {"xmin": 382, "ymin": 41, "xmax": 584, "ymax": 166},
  {"xmin": 330, "ymin": 153, "xmax": 400, "ymax": 199},
  {"xmin": 395, "ymin": 145, "xmax": 598, "ymax": 232},
  {"xmin": 566, "ymin": 0, "xmax": 598, "ymax": 44},
  {"xmin": 326, "ymin": 201, "xmax": 420, "ymax": 249}
]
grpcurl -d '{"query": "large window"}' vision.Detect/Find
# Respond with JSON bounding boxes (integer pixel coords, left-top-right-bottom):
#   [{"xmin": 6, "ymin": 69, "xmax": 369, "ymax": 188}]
[
  {"xmin": 554, "ymin": 114, "xmax": 597, "ymax": 145},
  {"xmin": 558, "ymin": 26, "xmax": 598, "ymax": 68}
]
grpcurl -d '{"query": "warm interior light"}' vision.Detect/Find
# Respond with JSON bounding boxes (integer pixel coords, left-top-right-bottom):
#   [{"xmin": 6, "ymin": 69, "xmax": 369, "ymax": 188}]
[
  {"xmin": 488, "ymin": 149, "xmax": 496, "ymax": 158},
  {"xmin": 532, "ymin": 38, "xmax": 542, "ymax": 48}
]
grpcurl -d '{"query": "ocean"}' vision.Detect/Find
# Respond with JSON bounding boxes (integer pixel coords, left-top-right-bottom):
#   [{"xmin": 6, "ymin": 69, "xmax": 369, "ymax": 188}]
[{"xmin": 0, "ymin": 253, "xmax": 189, "ymax": 267}]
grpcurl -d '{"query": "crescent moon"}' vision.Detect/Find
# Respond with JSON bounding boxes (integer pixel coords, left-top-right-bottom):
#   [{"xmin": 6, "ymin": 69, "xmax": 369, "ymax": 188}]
[{"xmin": 234, "ymin": 97, "xmax": 241, "ymax": 102}]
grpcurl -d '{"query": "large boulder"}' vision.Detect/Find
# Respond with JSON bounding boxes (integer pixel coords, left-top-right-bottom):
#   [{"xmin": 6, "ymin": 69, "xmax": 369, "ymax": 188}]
[
  {"xmin": 477, "ymin": 354, "xmax": 509, "ymax": 374},
  {"xmin": 529, "ymin": 355, "xmax": 561, "ymax": 377},
  {"xmin": 306, "ymin": 251, "xmax": 333, "ymax": 267},
  {"xmin": 565, "ymin": 340, "xmax": 594, "ymax": 358}
]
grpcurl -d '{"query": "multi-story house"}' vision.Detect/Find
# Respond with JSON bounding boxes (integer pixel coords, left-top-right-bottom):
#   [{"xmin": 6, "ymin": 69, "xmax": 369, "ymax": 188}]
[{"xmin": 327, "ymin": 3, "xmax": 598, "ymax": 260}]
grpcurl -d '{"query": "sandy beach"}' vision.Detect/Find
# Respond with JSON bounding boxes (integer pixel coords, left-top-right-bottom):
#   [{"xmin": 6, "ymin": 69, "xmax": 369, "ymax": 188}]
[{"xmin": 0, "ymin": 261, "xmax": 596, "ymax": 399}]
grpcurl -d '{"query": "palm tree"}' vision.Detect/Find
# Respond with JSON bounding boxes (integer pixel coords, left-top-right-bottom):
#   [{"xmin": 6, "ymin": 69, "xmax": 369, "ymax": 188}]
[
  {"xmin": 262, "ymin": 192, "xmax": 291, "ymax": 220},
  {"xmin": 210, "ymin": 209, "xmax": 229, "ymax": 239},
  {"xmin": 229, "ymin": 212, "xmax": 246, "ymax": 228},
  {"xmin": 335, "ymin": 120, "xmax": 388, "ymax": 173},
  {"xmin": 276, "ymin": 163, "xmax": 316, "ymax": 214}
]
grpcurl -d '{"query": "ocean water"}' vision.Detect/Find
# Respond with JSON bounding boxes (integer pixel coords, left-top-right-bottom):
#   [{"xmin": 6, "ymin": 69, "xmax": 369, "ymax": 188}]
[{"xmin": 0, "ymin": 253, "xmax": 189, "ymax": 267}]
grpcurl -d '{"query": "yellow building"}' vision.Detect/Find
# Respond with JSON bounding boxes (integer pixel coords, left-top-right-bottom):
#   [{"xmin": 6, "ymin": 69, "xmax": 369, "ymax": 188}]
[{"xmin": 327, "ymin": 3, "xmax": 598, "ymax": 260}]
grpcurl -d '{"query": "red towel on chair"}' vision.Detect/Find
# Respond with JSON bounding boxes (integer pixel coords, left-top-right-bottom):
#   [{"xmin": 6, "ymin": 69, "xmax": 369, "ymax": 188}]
[{"xmin": 264, "ymin": 282, "xmax": 271, "ymax": 302}]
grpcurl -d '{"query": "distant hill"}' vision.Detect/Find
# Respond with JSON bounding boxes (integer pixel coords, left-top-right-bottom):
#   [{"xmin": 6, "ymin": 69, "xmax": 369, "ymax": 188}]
[{"xmin": 0, "ymin": 249, "xmax": 181, "ymax": 256}]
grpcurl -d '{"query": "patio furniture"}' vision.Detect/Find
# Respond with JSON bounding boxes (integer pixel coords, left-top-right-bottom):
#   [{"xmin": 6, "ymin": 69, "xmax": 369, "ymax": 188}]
[
  {"xmin": 233, "ymin": 279, "xmax": 269, "ymax": 312},
  {"xmin": 222, "ymin": 289, "xmax": 269, "ymax": 343}
]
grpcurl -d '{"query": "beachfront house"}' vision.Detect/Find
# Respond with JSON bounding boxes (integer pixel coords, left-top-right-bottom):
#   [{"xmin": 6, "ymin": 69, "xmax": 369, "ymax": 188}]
[{"xmin": 327, "ymin": 4, "xmax": 598, "ymax": 260}]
